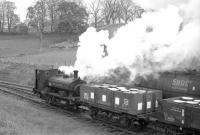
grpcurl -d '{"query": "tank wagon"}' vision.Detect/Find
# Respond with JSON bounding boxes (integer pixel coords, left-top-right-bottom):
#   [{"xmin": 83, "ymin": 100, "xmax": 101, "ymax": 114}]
[{"xmin": 33, "ymin": 68, "xmax": 200, "ymax": 134}]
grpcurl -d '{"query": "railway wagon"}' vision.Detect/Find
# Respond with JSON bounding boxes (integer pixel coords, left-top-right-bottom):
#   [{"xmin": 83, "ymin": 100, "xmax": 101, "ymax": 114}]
[
  {"xmin": 138, "ymin": 71, "xmax": 200, "ymax": 98},
  {"xmin": 80, "ymin": 84, "xmax": 162, "ymax": 129},
  {"xmin": 157, "ymin": 96, "xmax": 200, "ymax": 134}
]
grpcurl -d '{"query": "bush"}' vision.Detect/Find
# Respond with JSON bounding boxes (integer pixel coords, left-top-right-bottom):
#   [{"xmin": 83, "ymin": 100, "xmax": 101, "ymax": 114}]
[
  {"xmin": 13, "ymin": 23, "xmax": 28, "ymax": 34},
  {"xmin": 56, "ymin": 21, "xmax": 88, "ymax": 34}
]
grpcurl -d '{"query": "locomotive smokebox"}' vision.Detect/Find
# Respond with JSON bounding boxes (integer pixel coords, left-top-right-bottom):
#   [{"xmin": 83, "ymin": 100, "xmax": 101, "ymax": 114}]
[{"xmin": 73, "ymin": 70, "xmax": 79, "ymax": 79}]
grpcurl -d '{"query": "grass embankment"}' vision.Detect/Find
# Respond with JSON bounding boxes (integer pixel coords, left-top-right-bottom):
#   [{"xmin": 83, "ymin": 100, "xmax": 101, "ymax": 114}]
[
  {"xmin": 0, "ymin": 62, "xmax": 52, "ymax": 86},
  {"xmin": 0, "ymin": 94, "xmax": 113, "ymax": 135},
  {"xmin": 0, "ymin": 34, "xmax": 78, "ymax": 86},
  {"xmin": 1, "ymin": 48, "xmax": 77, "ymax": 67},
  {"xmin": 0, "ymin": 34, "xmax": 77, "ymax": 58}
]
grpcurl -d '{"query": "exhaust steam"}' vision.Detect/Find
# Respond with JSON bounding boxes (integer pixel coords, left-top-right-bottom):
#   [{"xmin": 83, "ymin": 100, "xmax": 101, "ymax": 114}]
[{"xmin": 59, "ymin": 0, "xmax": 200, "ymax": 85}]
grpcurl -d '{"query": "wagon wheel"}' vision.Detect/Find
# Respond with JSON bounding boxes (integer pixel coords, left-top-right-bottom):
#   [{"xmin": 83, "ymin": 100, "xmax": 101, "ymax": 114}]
[
  {"xmin": 119, "ymin": 117, "xmax": 130, "ymax": 128},
  {"xmin": 72, "ymin": 105, "xmax": 78, "ymax": 110},
  {"xmin": 38, "ymin": 93, "xmax": 42, "ymax": 98},
  {"xmin": 45, "ymin": 95, "xmax": 53, "ymax": 105},
  {"xmin": 36, "ymin": 92, "xmax": 42, "ymax": 98},
  {"xmin": 35, "ymin": 92, "xmax": 40, "ymax": 97},
  {"xmin": 129, "ymin": 119, "xmax": 142, "ymax": 132},
  {"xmin": 90, "ymin": 109, "xmax": 97, "ymax": 120},
  {"xmin": 139, "ymin": 119, "xmax": 149, "ymax": 129}
]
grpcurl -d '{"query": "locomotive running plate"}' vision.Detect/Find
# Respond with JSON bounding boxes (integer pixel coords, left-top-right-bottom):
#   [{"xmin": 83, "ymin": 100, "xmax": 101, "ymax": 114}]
[
  {"xmin": 173, "ymin": 100, "xmax": 186, "ymax": 103},
  {"xmin": 186, "ymin": 101, "xmax": 199, "ymax": 104},
  {"xmin": 181, "ymin": 97, "xmax": 194, "ymax": 100}
]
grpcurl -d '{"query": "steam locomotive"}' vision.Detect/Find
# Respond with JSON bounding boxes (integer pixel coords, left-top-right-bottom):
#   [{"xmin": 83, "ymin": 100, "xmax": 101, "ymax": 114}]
[
  {"xmin": 33, "ymin": 68, "xmax": 86, "ymax": 108},
  {"xmin": 33, "ymin": 68, "xmax": 200, "ymax": 135}
]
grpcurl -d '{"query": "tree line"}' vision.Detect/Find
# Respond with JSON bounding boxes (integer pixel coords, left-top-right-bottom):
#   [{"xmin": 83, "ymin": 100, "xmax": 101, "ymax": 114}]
[
  {"xmin": 0, "ymin": 0, "xmax": 20, "ymax": 33},
  {"xmin": 89, "ymin": 0, "xmax": 144, "ymax": 28},
  {"xmin": 26, "ymin": 0, "xmax": 88, "ymax": 34},
  {"xmin": 0, "ymin": 0, "xmax": 144, "ymax": 34}
]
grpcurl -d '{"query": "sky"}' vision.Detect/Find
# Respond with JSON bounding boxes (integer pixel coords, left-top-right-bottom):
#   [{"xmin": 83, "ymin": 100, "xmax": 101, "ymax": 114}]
[{"xmin": 9, "ymin": 0, "xmax": 35, "ymax": 22}]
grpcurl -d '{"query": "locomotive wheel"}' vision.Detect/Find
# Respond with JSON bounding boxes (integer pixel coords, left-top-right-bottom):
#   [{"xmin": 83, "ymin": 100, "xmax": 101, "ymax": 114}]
[
  {"xmin": 129, "ymin": 119, "xmax": 142, "ymax": 132},
  {"xmin": 119, "ymin": 117, "xmax": 130, "ymax": 128}
]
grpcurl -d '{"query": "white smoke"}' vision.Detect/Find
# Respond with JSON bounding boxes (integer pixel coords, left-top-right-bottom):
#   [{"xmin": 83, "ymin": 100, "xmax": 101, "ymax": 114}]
[
  {"xmin": 133, "ymin": 0, "xmax": 200, "ymax": 22},
  {"xmin": 58, "ymin": 66, "xmax": 74, "ymax": 75},
  {"xmin": 132, "ymin": 0, "xmax": 189, "ymax": 10},
  {"xmin": 60, "ymin": 0, "xmax": 200, "ymax": 84}
]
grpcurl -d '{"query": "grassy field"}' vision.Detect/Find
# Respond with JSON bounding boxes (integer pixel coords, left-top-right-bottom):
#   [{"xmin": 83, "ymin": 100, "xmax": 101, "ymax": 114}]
[
  {"xmin": 0, "ymin": 94, "xmax": 115, "ymax": 135},
  {"xmin": 1, "ymin": 48, "xmax": 77, "ymax": 67},
  {"xmin": 0, "ymin": 34, "xmax": 77, "ymax": 65},
  {"xmin": 0, "ymin": 34, "xmax": 77, "ymax": 58},
  {"xmin": 0, "ymin": 34, "xmax": 78, "ymax": 86}
]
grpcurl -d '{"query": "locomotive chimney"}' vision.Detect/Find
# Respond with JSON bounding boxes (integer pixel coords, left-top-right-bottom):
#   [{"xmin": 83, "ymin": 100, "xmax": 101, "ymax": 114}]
[{"xmin": 73, "ymin": 70, "xmax": 78, "ymax": 79}]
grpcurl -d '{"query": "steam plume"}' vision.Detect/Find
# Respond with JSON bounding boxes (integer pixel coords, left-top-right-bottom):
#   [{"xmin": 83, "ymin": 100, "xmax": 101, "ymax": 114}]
[{"xmin": 60, "ymin": 0, "xmax": 200, "ymax": 84}]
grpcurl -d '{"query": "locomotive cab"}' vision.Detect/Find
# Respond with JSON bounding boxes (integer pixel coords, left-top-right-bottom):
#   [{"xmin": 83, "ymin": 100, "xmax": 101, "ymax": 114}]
[{"xmin": 33, "ymin": 68, "xmax": 58, "ymax": 95}]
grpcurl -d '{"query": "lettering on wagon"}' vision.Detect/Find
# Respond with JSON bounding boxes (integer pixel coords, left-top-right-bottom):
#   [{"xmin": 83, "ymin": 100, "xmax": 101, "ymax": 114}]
[{"xmin": 171, "ymin": 79, "xmax": 191, "ymax": 91}]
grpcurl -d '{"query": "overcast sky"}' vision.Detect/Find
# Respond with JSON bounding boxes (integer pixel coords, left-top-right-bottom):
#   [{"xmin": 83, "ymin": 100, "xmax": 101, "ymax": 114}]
[{"xmin": 9, "ymin": 0, "xmax": 35, "ymax": 22}]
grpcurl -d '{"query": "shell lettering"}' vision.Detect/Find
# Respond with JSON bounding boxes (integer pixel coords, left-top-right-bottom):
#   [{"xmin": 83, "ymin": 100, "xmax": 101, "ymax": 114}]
[{"xmin": 172, "ymin": 79, "xmax": 191, "ymax": 91}]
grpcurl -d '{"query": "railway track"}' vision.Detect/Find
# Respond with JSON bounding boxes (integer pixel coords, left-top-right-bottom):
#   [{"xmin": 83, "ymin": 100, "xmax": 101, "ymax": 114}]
[
  {"xmin": 0, "ymin": 81, "xmax": 160, "ymax": 135},
  {"xmin": 0, "ymin": 80, "xmax": 72, "ymax": 114},
  {"xmin": 0, "ymin": 80, "xmax": 32, "ymax": 89},
  {"xmin": 0, "ymin": 81, "xmax": 41, "ymax": 102}
]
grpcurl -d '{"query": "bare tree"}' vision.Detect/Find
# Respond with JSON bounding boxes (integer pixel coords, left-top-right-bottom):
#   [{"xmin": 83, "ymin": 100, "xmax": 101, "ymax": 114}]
[
  {"xmin": 0, "ymin": 2, "xmax": 2, "ymax": 32},
  {"xmin": 119, "ymin": 0, "xmax": 134, "ymax": 23},
  {"xmin": 88, "ymin": 0, "xmax": 145, "ymax": 26},
  {"xmin": 0, "ymin": 1, "xmax": 6, "ymax": 32},
  {"xmin": 115, "ymin": 1, "xmax": 122, "ymax": 24},
  {"xmin": 89, "ymin": 0, "xmax": 102, "ymax": 28},
  {"xmin": 46, "ymin": 0, "xmax": 63, "ymax": 32},
  {"xmin": 34, "ymin": 0, "xmax": 47, "ymax": 33},
  {"xmin": 47, "ymin": 0, "xmax": 55, "ymax": 32},
  {"xmin": 102, "ymin": 0, "xmax": 118, "ymax": 25},
  {"xmin": 26, "ymin": 0, "xmax": 48, "ymax": 33},
  {"xmin": 133, "ymin": 6, "xmax": 145, "ymax": 19},
  {"xmin": 4, "ymin": 1, "xmax": 19, "ymax": 32},
  {"xmin": 27, "ymin": 6, "xmax": 37, "ymax": 31}
]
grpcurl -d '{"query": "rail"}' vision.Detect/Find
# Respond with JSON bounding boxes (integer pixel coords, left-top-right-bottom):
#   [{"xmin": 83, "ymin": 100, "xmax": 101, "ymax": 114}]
[
  {"xmin": 0, "ymin": 80, "xmax": 159, "ymax": 135},
  {"xmin": 0, "ymin": 80, "xmax": 32, "ymax": 89}
]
